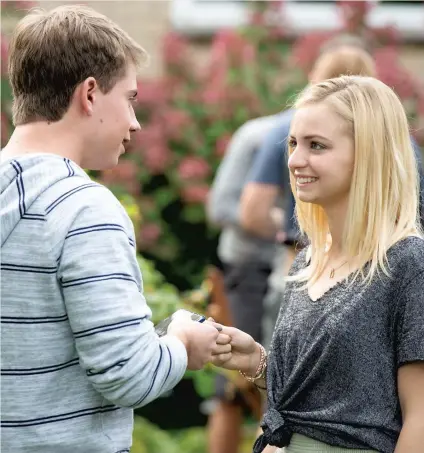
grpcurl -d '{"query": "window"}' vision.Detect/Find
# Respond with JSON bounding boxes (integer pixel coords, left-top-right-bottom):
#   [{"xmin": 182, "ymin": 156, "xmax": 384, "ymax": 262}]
[{"xmin": 170, "ymin": 0, "xmax": 424, "ymax": 41}]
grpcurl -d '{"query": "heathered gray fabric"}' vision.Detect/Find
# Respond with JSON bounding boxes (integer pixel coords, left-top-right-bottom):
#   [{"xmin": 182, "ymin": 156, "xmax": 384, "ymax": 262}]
[
  {"xmin": 0, "ymin": 154, "xmax": 188, "ymax": 453},
  {"xmin": 254, "ymin": 236, "xmax": 424, "ymax": 453}
]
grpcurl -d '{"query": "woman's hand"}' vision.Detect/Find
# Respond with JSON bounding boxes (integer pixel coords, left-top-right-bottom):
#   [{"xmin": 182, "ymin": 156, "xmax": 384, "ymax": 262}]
[{"xmin": 210, "ymin": 324, "xmax": 262, "ymax": 376}]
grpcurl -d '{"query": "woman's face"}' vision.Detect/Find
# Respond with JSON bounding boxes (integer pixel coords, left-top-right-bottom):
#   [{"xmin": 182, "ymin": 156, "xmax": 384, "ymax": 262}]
[{"xmin": 288, "ymin": 102, "xmax": 355, "ymax": 211}]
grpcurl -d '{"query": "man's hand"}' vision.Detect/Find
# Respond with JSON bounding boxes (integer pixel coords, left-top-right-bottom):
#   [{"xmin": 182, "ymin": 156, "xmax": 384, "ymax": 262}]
[
  {"xmin": 167, "ymin": 318, "xmax": 222, "ymax": 370},
  {"xmin": 210, "ymin": 325, "xmax": 262, "ymax": 377}
]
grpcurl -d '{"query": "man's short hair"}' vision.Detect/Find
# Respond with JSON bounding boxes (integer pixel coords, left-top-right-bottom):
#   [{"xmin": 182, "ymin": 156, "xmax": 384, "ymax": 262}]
[{"xmin": 8, "ymin": 5, "xmax": 148, "ymax": 125}]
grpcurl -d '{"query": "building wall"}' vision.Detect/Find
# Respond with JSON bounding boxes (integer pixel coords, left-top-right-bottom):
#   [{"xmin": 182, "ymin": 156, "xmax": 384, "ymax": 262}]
[{"xmin": 37, "ymin": 0, "xmax": 171, "ymax": 78}]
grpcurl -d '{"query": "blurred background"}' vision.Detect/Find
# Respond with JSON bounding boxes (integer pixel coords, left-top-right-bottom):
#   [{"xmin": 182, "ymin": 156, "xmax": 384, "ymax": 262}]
[{"xmin": 1, "ymin": 1, "xmax": 423, "ymax": 452}]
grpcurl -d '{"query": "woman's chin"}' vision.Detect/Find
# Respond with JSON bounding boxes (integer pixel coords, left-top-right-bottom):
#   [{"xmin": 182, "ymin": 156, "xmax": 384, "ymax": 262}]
[{"xmin": 297, "ymin": 192, "xmax": 318, "ymax": 204}]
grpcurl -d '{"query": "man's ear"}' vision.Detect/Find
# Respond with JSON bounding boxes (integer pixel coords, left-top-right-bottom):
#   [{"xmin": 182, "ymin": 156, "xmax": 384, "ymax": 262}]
[{"xmin": 78, "ymin": 77, "xmax": 98, "ymax": 116}]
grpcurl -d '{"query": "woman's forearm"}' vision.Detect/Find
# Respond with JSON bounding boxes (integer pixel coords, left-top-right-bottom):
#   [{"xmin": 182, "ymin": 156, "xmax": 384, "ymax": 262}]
[
  {"xmin": 254, "ymin": 375, "xmax": 267, "ymax": 397},
  {"xmin": 395, "ymin": 420, "xmax": 424, "ymax": 452}
]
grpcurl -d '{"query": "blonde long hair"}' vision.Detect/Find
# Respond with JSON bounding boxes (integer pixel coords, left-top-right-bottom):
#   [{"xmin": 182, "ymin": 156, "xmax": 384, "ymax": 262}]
[{"xmin": 290, "ymin": 76, "xmax": 422, "ymax": 286}]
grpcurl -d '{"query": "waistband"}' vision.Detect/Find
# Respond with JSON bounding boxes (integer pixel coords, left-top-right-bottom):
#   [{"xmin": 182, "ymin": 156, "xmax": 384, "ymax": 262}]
[{"xmin": 282, "ymin": 433, "xmax": 378, "ymax": 453}]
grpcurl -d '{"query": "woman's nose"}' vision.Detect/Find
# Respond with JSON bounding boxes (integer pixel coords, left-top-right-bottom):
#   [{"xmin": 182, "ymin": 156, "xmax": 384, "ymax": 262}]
[{"xmin": 288, "ymin": 146, "xmax": 308, "ymax": 171}]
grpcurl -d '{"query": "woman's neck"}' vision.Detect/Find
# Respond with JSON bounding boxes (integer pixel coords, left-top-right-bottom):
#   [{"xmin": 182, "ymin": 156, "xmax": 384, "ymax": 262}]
[{"xmin": 324, "ymin": 201, "xmax": 348, "ymax": 261}]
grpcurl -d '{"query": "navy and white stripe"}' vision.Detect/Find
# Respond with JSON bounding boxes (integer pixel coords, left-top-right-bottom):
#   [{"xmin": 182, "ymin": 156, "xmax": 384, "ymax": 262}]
[
  {"xmin": 65, "ymin": 223, "xmax": 135, "ymax": 247},
  {"xmin": 46, "ymin": 182, "xmax": 99, "ymax": 214},
  {"xmin": 1, "ymin": 315, "xmax": 68, "ymax": 324},
  {"xmin": 61, "ymin": 272, "xmax": 138, "ymax": 288},
  {"xmin": 132, "ymin": 345, "xmax": 164, "ymax": 407},
  {"xmin": 1, "ymin": 405, "xmax": 120, "ymax": 428},
  {"xmin": 1, "ymin": 358, "xmax": 79, "ymax": 376},
  {"xmin": 64, "ymin": 158, "xmax": 75, "ymax": 177},
  {"xmin": 10, "ymin": 160, "xmax": 45, "ymax": 221},
  {"xmin": 163, "ymin": 345, "xmax": 173, "ymax": 383},
  {"xmin": 73, "ymin": 317, "xmax": 146, "ymax": 339},
  {"xmin": 1, "ymin": 263, "xmax": 57, "ymax": 274},
  {"xmin": 86, "ymin": 359, "xmax": 129, "ymax": 376}
]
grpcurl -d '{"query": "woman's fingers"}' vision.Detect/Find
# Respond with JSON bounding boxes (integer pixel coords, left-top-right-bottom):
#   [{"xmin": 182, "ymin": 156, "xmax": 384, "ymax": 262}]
[
  {"xmin": 212, "ymin": 343, "xmax": 231, "ymax": 355},
  {"xmin": 216, "ymin": 333, "xmax": 231, "ymax": 345},
  {"xmin": 211, "ymin": 352, "xmax": 232, "ymax": 365}
]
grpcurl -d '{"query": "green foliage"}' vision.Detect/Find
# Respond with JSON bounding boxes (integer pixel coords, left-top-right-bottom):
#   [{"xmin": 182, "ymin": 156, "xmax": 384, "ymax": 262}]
[
  {"xmin": 131, "ymin": 417, "xmax": 181, "ymax": 453},
  {"xmin": 131, "ymin": 415, "xmax": 259, "ymax": 453}
]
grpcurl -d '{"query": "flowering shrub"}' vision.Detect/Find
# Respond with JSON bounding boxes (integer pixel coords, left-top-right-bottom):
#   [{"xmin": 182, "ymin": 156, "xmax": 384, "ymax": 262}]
[
  {"xmin": 99, "ymin": 3, "xmax": 306, "ymax": 288},
  {"xmin": 291, "ymin": 0, "xmax": 424, "ymax": 144},
  {"xmin": 103, "ymin": 0, "xmax": 423, "ymax": 288},
  {"xmin": 2, "ymin": 1, "xmax": 423, "ymax": 290}
]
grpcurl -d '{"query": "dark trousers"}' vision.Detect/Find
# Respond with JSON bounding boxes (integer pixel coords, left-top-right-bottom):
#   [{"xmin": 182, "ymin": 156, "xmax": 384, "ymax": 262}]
[{"xmin": 215, "ymin": 262, "xmax": 271, "ymax": 404}]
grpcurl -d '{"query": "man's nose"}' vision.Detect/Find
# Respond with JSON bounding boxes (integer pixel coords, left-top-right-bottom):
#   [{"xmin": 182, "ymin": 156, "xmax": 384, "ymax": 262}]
[
  {"xmin": 130, "ymin": 117, "xmax": 141, "ymax": 133},
  {"xmin": 129, "ymin": 106, "xmax": 141, "ymax": 132}
]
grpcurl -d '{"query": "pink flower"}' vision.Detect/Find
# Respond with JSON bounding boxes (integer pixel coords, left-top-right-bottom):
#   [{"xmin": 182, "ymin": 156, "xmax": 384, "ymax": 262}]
[
  {"xmin": 242, "ymin": 44, "xmax": 256, "ymax": 64},
  {"xmin": 101, "ymin": 159, "xmax": 140, "ymax": 195},
  {"xmin": 215, "ymin": 134, "xmax": 232, "ymax": 158},
  {"xmin": 161, "ymin": 108, "xmax": 191, "ymax": 141},
  {"xmin": 337, "ymin": 0, "xmax": 373, "ymax": 31},
  {"xmin": 142, "ymin": 144, "xmax": 172, "ymax": 175},
  {"xmin": 249, "ymin": 11, "xmax": 265, "ymax": 27},
  {"xmin": 1, "ymin": 34, "xmax": 9, "ymax": 75},
  {"xmin": 133, "ymin": 124, "xmax": 165, "ymax": 149},
  {"xmin": 202, "ymin": 85, "xmax": 228, "ymax": 106},
  {"xmin": 181, "ymin": 184, "xmax": 210, "ymax": 205},
  {"xmin": 290, "ymin": 31, "xmax": 334, "ymax": 72},
  {"xmin": 138, "ymin": 222, "xmax": 162, "ymax": 247},
  {"xmin": 136, "ymin": 79, "xmax": 168, "ymax": 108},
  {"xmin": 177, "ymin": 157, "xmax": 211, "ymax": 181},
  {"xmin": 1, "ymin": 1, "xmax": 36, "ymax": 12},
  {"xmin": 162, "ymin": 32, "xmax": 189, "ymax": 67},
  {"xmin": 208, "ymin": 29, "xmax": 255, "ymax": 71}
]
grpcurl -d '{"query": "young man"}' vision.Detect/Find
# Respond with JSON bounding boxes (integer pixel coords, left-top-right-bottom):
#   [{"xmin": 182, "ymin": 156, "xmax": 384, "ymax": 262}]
[{"xmin": 0, "ymin": 6, "xmax": 224, "ymax": 452}]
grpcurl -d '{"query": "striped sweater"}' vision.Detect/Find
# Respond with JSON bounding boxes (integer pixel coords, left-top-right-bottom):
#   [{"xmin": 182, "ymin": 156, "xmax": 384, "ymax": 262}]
[{"xmin": 0, "ymin": 154, "xmax": 188, "ymax": 453}]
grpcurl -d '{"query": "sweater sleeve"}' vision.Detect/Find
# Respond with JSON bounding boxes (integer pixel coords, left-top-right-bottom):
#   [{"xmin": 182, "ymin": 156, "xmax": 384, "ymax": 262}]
[
  {"xmin": 56, "ymin": 185, "xmax": 187, "ymax": 408},
  {"xmin": 207, "ymin": 121, "xmax": 260, "ymax": 227}
]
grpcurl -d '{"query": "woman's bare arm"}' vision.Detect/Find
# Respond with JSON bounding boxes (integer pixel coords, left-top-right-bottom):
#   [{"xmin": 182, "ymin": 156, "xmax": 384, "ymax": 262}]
[{"xmin": 395, "ymin": 362, "xmax": 424, "ymax": 452}]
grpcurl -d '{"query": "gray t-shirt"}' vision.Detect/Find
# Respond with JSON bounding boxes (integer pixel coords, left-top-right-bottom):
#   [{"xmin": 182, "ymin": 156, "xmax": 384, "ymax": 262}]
[{"xmin": 255, "ymin": 236, "xmax": 424, "ymax": 453}]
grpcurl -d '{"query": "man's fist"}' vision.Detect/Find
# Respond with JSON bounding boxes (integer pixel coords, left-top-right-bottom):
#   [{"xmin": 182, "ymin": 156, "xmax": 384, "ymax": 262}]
[{"xmin": 167, "ymin": 317, "xmax": 222, "ymax": 370}]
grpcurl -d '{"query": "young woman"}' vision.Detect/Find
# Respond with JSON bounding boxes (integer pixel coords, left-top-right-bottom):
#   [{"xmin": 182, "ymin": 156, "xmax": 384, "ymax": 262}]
[{"xmin": 211, "ymin": 76, "xmax": 424, "ymax": 453}]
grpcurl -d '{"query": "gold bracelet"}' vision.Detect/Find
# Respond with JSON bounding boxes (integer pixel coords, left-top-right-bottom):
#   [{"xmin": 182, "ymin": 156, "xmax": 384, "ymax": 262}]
[{"xmin": 239, "ymin": 343, "xmax": 267, "ymax": 383}]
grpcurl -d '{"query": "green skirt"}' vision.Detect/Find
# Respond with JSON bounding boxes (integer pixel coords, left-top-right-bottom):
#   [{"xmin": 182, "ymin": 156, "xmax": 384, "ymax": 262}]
[{"xmin": 279, "ymin": 434, "xmax": 378, "ymax": 453}]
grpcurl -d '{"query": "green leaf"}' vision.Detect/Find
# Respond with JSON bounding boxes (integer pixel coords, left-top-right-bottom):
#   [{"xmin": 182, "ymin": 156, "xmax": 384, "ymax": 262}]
[
  {"xmin": 153, "ymin": 187, "xmax": 177, "ymax": 209},
  {"xmin": 190, "ymin": 367, "xmax": 217, "ymax": 399},
  {"xmin": 181, "ymin": 205, "xmax": 206, "ymax": 224}
]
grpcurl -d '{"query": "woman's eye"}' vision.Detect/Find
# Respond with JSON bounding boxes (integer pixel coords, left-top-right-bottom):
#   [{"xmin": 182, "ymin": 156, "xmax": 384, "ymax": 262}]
[
  {"xmin": 288, "ymin": 139, "xmax": 297, "ymax": 149},
  {"xmin": 311, "ymin": 141, "xmax": 325, "ymax": 151}
]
